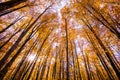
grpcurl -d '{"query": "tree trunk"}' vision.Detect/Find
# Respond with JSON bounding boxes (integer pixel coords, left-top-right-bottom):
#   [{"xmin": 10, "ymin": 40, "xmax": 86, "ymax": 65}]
[
  {"xmin": 0, "ymin": 0, "xmax": 27, "ymax": 11},
  {"xmin": 0, "ymin": 6, "xmax": 51, "ymax": 70},
  {"xmin": 65, "ymin": 19, "xmax": 69, "ymax": 80},
  {"xmin": 0, "ymin": 4, "xmax": 27, "ymax": 17},
  {"xmin": 0, "ymin": 16, "xmax": 23, "ymax": 33},
  {"xmin": 0, "ymin": 29, "xmax": 21, "ymax": 49}
]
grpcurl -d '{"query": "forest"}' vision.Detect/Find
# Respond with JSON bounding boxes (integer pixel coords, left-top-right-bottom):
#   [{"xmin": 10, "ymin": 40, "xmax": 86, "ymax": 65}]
[{"xmin": 0, "ymin": 0, "xmax": 120, "ymax": 80}]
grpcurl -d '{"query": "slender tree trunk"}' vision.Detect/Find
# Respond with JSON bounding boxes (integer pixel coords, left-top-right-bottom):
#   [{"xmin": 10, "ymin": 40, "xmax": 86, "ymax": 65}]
[
  {"xmin": 0, "ymin": 28, "xmax": 21, "ymax": 49},
  {"xmin": 81, "ymin": 47, "xmax": 90, "ymax": 80},
  {"xmin": 84, "ymin": 27, "xmax": 115, "ymax": 79},
  {"xmin": 39, "ymin": 58, "xmax": 47, "ymax": 80},
  {"xmin": 0, "ymin": 6, "xmax": 51, "ymax": 70},
  {"xmin": 84, "ymin": 5, "xmax": 120, "ymax": 39},
  {"xmin": 29, "ymin": 28, "xmax": 53, "ymax": 80},
  {"xmin": 0, "ymin": 16, "xmax": 23, "ymax": 33},
  {"xmin": 11, "ymin": 38, "xmax": 38, "ymax": 80},
  {"xmin": 65, "ymin": 19, "xmax": 69, "ymax": 80},
  {"xmin": 58, "ymin": 48, "xmax": 62, "ymax": 80},
  {"xmin": 0, "ymin": 4, "xmax": 27, "ymax": 17},
  {"xmin": 46, "ymin": 63, "xmax": 50, "ymax": 80},
  {"xmin": 70, "ymin": 41, "xmax": 76, "ymax": 80},
  {"xmin": 82, "ymin": 15, "xmax": 120, "ymax": 79},
  {"xmin": 93, "ymin": 61, "xmax": 105, "ymax": 80},
  {"xmin": 20, "ymin": 61, "xmax": 33, "ymax": 80},
  {"xmin": 0, "ymin": 28, "xmax": 34, "ymax": 79},
  {"xmin": 73, "ymin": 41, "xmax": 82, "ymax": 80},
  {"xmin": 52, "ymin": 51, "xmax": 58, "ymax": 80},
  {"xmin": 0, "ymin": 0, "xmax": 27, "ymax": 11},
  {"xmin": 0, "ymin": 18, "xmax": 32, "ymax": 69}
]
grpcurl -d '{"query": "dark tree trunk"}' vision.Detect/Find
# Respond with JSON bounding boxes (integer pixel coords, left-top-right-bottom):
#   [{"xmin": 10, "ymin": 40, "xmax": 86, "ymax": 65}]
[
  {"xmin": 73, "ymin": 41, "xmax": 82, "ymax": 80},
  {"xmin": 0, "ymin": 6, "xmax": 51, "ymax": 70},
  {"xmin": 84, "ymin": 5, "xmax": 120, "ymax": 39},
  {"xmin": 0, "ymin": 28, "xmax": 21, "ymax": 49},
  {"xmin": 11, "ymin": 39, "xmax": 38, "ymax": 80},
  {"xmin": 83, "ymin": 19, "xmax": 120, "ymax": 79},
  {"xmin": 85, "ymin": 29, "xmax": 115, "ymax": 79},
  {"xmin": 0, "ymin": 29, "xmax": 33, "ymax": 79},
  {"xmin": 0, "ymin": 4, "xmax": 27, "ymax": 17},
  {"xmin": 65, "ymin": 19, "xmax": 69, "ymax": 80},
  {"xmin": 0, "ymin": 16, "xmax": 23, "ymax": 33},
  {"xmin": 0, "ymin": 0, "xmax": 27, "ymax": 11}
]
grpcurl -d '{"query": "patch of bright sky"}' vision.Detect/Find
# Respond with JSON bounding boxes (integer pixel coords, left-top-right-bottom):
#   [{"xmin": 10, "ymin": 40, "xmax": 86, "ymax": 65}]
[
  {"xmin": 74, "ymin": 24, "xmax": 83, "ymax": 29},
  {"xmin": 110, "ymin": 44, "xmax": 119, "ymax": 55},
  {"xmin": 51, "ymin": 0, "xmax": 70, "ymax": 22},
  {"xmin": 100, "ymin": 3, "xmax": 105, "ymax": 9},
  {"xmin": 55, "ymin": 27, "xmax": 61, "ymax": 33},
  {"xmin": 69, "ymin": 18, "xmax": 83, "ymax": 29},
  {"xmin": 34, "ymin": 6, "xmax": 45, "ymax": 13},
  {"xmin": 117, "ymin": 27, "xmax": 120, "ymax": 33},
  {"xmin": 74, "ymin": 36, "xmax": 90, "ymax": 56},
  {"xmin": 81, "ymin": 62, "xmax": 84, "ymax": 66},
  {"xmin": 52, "ymin": 0, "xmax": 70, "ymax": 12},
  {"xmin": 51, "ymin": 57, "xmax": 55, "ymax": 64},
  {"xmin": 52, "ymin": 42, "xmax": 60, "ymax": 49},
  {"xmin": 29, "ymin": 0, "xmax": 34, "ymax": 2},
  {"xmin": 28, "ymin": 54, "xmax": 36, "ymax": 61},
  {"xmin": 74, "ymin": 39, "xmax": 81, "ymax": 54},
  {"xmin": 37, "ymin": 58, "xmax": 40, "ymax": 62}
]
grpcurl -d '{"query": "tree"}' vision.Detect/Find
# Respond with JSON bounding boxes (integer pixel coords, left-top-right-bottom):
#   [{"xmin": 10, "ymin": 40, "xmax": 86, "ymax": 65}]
[{"xmin": 0, "ymin": 0, "xmax": 120, "ymax": 80}]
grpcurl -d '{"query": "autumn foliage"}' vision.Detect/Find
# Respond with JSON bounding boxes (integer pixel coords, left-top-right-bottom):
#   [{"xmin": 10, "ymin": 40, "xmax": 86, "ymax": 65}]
[{"xmin": 0, "ymin": 0, "xmax": 120, "ymax": 80}]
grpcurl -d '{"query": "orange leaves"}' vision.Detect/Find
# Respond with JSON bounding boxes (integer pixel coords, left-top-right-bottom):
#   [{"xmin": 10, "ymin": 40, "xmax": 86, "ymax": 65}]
[
  {"xmin": 40, "ymin": 12, "xmax": 57, "ymax": 22},
  {"xmin": 68, "ymin": 28, "xmax": 76, "ymax": 40},
  {"xmin": 0, "ymin": 0, "xmax": 120, "ymax": 80},
  {"xmin": 61, "ymin": 6, "xmax": 71, "ymax": 18}
]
